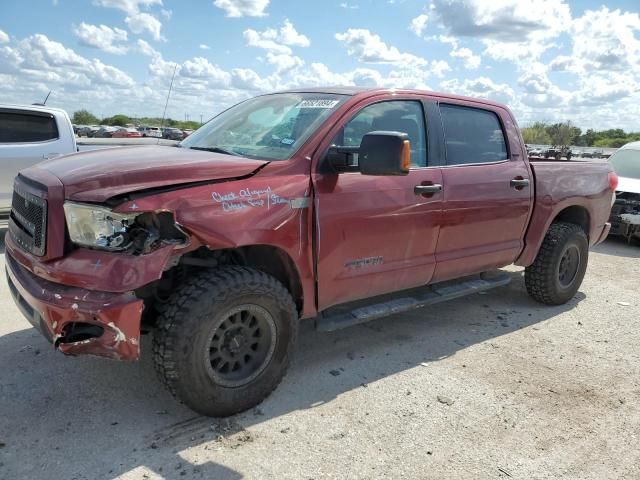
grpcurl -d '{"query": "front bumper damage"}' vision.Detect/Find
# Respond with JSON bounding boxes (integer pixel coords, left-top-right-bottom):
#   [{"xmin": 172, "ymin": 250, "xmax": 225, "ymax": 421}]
[
  {"xmin": 6, "ymin": 252, "xmax": 143, "ymax": 361},
  {"xmin": 609, "ymin": 192, "xmax": 640, "ymax": 242}
]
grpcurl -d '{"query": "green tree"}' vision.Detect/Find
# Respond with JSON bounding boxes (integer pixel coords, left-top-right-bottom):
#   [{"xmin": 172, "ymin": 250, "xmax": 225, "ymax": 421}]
[
  {"xmin": 105, "ymin": 114, "xmax": 131, "ymax": 126},
  {"xmin": 547, "ymin": 121, "xmax": 580, "ymax": 146},
  {"xmin": 521, "ymin": 122, "xmax": 552, "ymax": 145},
  {"xmin": 72, "ymin": 109, "xmax": 99, "ymax": 125}
]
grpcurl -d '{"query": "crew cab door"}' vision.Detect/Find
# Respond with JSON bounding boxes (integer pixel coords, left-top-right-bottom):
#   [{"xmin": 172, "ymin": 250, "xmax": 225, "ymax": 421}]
[
  {"xmin": 312, "ymin": 97, "xmax": 443, "ymax": 310},
  {"xmin": 431, "ymin": 102, "xmax": 533, "ymax": 282}
]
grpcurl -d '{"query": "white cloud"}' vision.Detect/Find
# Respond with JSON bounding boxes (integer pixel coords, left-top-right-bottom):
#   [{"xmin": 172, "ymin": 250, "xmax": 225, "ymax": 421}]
[
  {"xmin": 288, "ymin": 63, "xmax": 433, "ymax": 91},
  {"xmin": 430, "ymin": 0, "xmax": 571, "ymax": 65},
  {"xmin": 430, "ymin": 0, "xmax": 571, "ymax": 42},
  {"xmin": 93, "ymin": 0, "xmax": 162, "ymax": 15},
  {"xmin": 278, "ymin": 19, "xmax": 310, "ymax": 47},
  {"xmin": 231, "ymin": 68, "xmax": 276, "ymax": 91},
  {"xmin": 440, "ymin": 77, "xmax": 516, "ymax": 105},
  {"xmin": 125, "ymin": 12, "xmax": 164, "ymax": 41},
  {"xmin": 409, "ymin": 14, "xmax": 429, "ymax": 37},
  {"xmin": 244, "ymin": 29, "xmax": 291, "ymax": 54},
  {"xmin": 431, "ymin": 59, "xmax": 451, "ymax": 78},
  {"xmin": 340, "ymin": 2, "xmax": 359, "ymax": 9},
  {"xmin": 0, "ymin": 33, "xmax": 134, "ymax": 90},
  {"xmin": 181, "ymin": 57, "xmax": 231, "ymax": 86},
  {"xmin": 265, "ymin": 52, "xmax": 304, "ymax": 74},
  {"xmin": 568, "ymin": 7, "xmax": 640, "ymax": 73},
  {"xmin": 73, "ymin": 23, "xmax": 129, "ymax": 55},
  {"xmin": 335, "ymin": 29, "xmax": 427, "ymax": 66},
  {"xmin": 213, "ymin": 0, "xmax": 269, "ymax": 17},
  {"xmin": 450, "ymin": 47, "xmax": 481, "ymax": 69},
  {"xmin": 544, "ymin": 7, "xmax": 640, "ymax": 109},
  {"xmin": 0, "ymin": 30, "xmax": 8, "ymax": 44},
  {"xmin": 244, "ymin": 19, "xmax": 309, "ymax": 54},
  {"xmin": 199, "ymin": 44, "xmax": 210, "ymax": 50},
  {"xmin": 136, "ymin": 38, "xmax": 158, "ymax": 56}
]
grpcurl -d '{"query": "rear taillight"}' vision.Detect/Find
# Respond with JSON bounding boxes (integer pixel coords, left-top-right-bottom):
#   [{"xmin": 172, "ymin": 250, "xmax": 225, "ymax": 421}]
[{"xmin": 608, "ymin": 171, "xmax": 619, "ymax": 191}]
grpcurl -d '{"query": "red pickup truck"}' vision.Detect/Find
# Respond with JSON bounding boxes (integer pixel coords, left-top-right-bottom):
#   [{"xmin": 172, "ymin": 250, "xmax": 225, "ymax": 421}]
[{"xmin": 5, "ymin": 87, "xmax": 615, "ymax": 416}]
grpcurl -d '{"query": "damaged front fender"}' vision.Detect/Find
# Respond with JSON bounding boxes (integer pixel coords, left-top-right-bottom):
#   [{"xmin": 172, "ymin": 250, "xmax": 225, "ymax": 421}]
[{"xmin": 609, "ymin": 192, "xmax": 640, "ymax": 242}]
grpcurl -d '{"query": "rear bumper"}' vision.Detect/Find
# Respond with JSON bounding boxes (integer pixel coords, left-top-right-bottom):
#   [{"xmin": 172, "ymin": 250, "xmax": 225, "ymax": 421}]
[{"xmin": 5, "ymin": 252, "xmax": 143, "ymax": 360}]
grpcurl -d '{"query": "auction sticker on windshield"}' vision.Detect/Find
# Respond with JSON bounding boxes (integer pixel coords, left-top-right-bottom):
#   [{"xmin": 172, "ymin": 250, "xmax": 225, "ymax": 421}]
[{"xmin": 296, "ymin": 99, "xmax": 340, "ymax": 109}]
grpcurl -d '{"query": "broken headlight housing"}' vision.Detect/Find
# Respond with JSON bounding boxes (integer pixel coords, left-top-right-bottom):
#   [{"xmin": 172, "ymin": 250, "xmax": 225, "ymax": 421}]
[
  {"xmin": 64, "ymin": 202, "xmax": 186, "ymax": 253},
  {"xmin": 64, "ymin": 202, "xmax": 139, "ymax": 251}
]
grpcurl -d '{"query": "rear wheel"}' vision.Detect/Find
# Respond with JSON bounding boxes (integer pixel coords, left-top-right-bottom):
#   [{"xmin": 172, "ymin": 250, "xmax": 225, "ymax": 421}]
[
  {"xmin": 525, "ymin": 222, "xmax": 589, "ymax": 305},
  {"xmin": 153, "ymin": 266, "xmax": 298, "ymax": 417}
]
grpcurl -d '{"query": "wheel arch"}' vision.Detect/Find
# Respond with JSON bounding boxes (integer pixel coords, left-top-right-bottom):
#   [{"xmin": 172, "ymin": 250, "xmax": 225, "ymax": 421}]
[
  {"xmin": 516, "ymin": 202, "xmax": 592, "ymax": 267},
  {"xmin": 173, "ymin": 244, "xmax": 305, "ymax": 315},
  {"xmin": 553, "ymin": 205, "xmax": 591, "ymax": 237}
]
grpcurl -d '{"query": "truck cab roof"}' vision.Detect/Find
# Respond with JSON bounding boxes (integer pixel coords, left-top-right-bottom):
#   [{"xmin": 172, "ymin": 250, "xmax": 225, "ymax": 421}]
[{"xmin": 270, "ymin": 86, "xmax": 510, "ymax": 110}]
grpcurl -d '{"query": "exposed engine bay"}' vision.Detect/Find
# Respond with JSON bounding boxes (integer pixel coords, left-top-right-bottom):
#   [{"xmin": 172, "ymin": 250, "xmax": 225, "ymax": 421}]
[{"xmin": 610, "ymin": 192, "xmax": 640, "ymax": 242}]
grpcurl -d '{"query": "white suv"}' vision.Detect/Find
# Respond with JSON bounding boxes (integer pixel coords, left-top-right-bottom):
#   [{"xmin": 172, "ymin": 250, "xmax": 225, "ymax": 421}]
[
  {"xmin": 141, "ymin": 126, "xmax": 162, "ymax": 138},
  {"xmin": 0, "ymin": 104, "xmax": 76, "ymax": 226}
]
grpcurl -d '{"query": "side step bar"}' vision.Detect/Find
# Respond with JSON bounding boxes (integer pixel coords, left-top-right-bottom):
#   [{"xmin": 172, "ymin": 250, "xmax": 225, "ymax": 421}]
[{"xmin": 315, "ymin": 273, "xmax": 511, "ymax": 332}]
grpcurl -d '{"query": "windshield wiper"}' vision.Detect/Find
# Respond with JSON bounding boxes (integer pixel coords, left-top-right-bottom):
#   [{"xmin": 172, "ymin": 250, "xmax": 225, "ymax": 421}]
[{"xmin": 188, "ymin": 146, "xmax": 240, "ymax": 156}]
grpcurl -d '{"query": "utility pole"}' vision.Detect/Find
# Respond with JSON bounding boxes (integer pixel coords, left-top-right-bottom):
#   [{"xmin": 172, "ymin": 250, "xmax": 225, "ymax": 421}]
[{"xmin": 200, "ymin": 114, "xmax": 203, "ymax": 125}]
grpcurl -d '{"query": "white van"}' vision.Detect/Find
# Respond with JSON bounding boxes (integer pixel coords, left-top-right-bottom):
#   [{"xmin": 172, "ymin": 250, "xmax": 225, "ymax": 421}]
[{"xmin": 0, "ymin": 104, "xmax": 76, "ymax": 226}]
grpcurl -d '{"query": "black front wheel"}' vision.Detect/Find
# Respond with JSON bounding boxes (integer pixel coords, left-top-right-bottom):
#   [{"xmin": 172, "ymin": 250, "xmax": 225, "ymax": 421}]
[
  {"xmin": 153, "ymin": 266, "xmax": 298, "ymax": 417},
  {"xmin": 525, "ymin": 222, "xmax": 589, "ymax": 305}
]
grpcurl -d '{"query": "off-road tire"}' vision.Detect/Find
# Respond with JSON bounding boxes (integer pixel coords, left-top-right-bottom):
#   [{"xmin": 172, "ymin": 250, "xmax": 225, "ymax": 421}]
[
  {"xmin": 525, "ymin": 222, "xmax": 589, "ymax": 305},
  {"xmin": 153, "ymin": 266, "xmax": 298, "ymax": 417}
]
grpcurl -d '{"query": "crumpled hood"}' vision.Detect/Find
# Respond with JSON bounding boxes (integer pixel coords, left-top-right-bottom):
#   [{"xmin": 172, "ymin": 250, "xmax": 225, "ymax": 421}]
[{"xmin": 38, "ymin": 145, "xmax": 268, "ymax": 202}]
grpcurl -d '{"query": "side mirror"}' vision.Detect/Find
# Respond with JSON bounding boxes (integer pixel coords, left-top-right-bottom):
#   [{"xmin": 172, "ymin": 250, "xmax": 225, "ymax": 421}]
[{"xmin": 359, "ymin": 131, "xmax": 411, "ymax": 176}]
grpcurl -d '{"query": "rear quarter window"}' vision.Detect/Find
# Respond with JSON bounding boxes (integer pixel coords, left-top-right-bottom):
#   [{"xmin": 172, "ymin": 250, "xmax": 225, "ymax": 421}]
[
  {"xmin": 439, "ymin": 104, "xmax": 508, "ymax": 165},
  {"xmin": 0, "ymin": 111, "xmax": 59, "ymax": 143}
]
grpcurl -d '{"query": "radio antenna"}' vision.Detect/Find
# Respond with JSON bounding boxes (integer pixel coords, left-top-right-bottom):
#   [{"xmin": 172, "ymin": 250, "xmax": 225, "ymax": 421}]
[
  {"xmin": 158, "ymin": 63, "xmax": 178, "ymax": 144},
  {"xmin": 43, "ymin": 91, "xmax": 52, "ymax": 105}
]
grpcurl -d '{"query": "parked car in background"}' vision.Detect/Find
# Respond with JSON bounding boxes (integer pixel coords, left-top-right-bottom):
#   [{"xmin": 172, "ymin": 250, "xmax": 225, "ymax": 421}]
[
  {"xmin": 544, "ymin": 145, "xmax": 572, "ymax": 160},
  {"xmin": 181, "ymin": 129, "xmax": 194, "ymax": 138},
  {"xmin": 608, "ymin": 141, "xmax": 640, "ymax": 243},
  {"xmin": 140, "ymin": 126, "xmax": 162, "ymax": 138},
  {"xmin": 4, "ymin": 87, "xmax": 615, "ymax": 417},
  {"xmin": 93, "ymin": 126, "xmax": 118, "ymax": 138},
  {"xmin": 0, "ymin": 103, "xmax": 76, "ymax": 226},
  {"xmin": 112, "ymin": 127, "xmax": 143, "ymax": 138},
  {"xmin": 162, "ymin": 127, "xmax": 184, "ymax": 140},
  {"xmin": 528, "ymin": 147, "xmax": 544, "ymax": 157},
  {"xmin": 77, "ymin": 125, "xmax": 101, "ymax": 137}
]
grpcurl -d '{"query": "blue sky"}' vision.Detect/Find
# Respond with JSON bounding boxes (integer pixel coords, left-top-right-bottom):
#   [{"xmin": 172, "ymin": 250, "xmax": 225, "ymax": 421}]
[{"xmin": 1, "ymin": 0, "xmax": 639, "ymax": 130}]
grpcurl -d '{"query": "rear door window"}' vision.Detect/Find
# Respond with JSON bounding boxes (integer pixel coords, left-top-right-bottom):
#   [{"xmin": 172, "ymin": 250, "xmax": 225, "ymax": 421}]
[
  {"xmin": 0, "ymin": 111, "xmax": 59, "ymax": 143},
  {"xmin": 439, "ymin": 104, "xmax": 508, "ymax": 165}
]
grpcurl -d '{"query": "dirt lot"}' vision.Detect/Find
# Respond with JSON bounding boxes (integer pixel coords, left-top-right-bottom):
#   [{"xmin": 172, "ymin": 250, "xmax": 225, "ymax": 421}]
[{"xmin": 0, "ymin": 233, "xmax": 638, "ymax": 480}]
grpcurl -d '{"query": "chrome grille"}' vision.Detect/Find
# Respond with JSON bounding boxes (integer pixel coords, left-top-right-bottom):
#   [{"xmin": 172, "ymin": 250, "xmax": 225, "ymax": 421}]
[{"xmin": 8, "ymin": 179, "xmax": 47, "ymax": 256}]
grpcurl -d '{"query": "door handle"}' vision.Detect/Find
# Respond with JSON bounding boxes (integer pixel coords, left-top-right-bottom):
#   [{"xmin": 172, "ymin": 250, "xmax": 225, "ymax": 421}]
[
  {"xmin": 42, "ymin": 153, "xmax": 60, "ymax": 160},
  {"xmin": 510, "ymin": 178, "xmax": 530, "ymax": 189},
  {"xmin": 414, "ymin": 184, "xmax": 442, "ymax": 195}
]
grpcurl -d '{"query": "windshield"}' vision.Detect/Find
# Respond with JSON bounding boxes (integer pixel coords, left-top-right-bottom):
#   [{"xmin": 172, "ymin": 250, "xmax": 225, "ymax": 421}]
[
  {"xmin": 609, "ymin": 148, "xmax": 640, "ymax": 179},
  {"xmin": 180, "ymin": 93, "xmax": 348, "ymax": 160}
]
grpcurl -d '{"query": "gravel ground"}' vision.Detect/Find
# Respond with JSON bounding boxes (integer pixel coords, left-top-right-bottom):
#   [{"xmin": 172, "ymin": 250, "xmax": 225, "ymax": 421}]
[{"xmin": 0, "ymin": 233, "xmax": 639, "ymax": 480}]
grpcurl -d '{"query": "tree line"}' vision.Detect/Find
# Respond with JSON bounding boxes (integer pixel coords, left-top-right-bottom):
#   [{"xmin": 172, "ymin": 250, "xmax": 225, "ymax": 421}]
[
  {"xmin": 71, "ymin": 109, "xmax": 201, "ymax": 130},
  {"xmin": 521, "ymin": 121, "xmax": 640, "ymax": 148}
]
